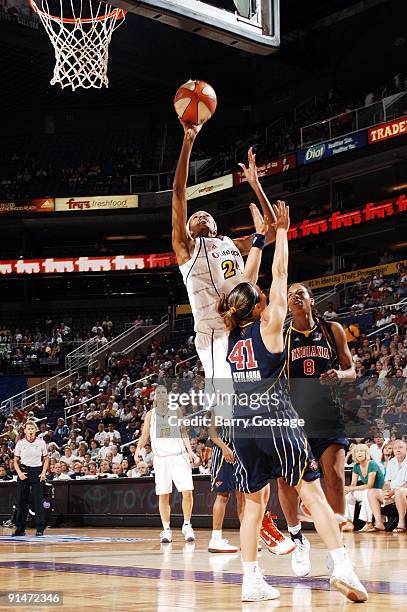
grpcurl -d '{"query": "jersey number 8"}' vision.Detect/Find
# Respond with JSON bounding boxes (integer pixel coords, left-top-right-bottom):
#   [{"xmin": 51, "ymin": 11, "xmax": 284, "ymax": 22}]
[{"xmin": 303, "ymin": 359, "xmax": 315, "ymax": 375}]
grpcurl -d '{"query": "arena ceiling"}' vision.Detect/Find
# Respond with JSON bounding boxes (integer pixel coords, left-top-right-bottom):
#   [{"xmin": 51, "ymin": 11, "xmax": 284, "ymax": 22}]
[{"xmin": 0, "ymin": 0, "xmax": 400, "ymax": 112}]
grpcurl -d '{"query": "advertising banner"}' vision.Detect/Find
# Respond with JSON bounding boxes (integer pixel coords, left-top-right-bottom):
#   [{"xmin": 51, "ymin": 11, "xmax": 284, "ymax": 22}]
[
  {"xmin": 1, "ymin": 195, "xmax": 405, "ymax": 276},
  {"xmin": 0, "ymin": 253, "xmax": 177, "ymax": 276},
  {"xmin": 234, "ymin": 154, "xmax": 296, "ymax": 185},
  {"xmin": 287, "ymin": 194, "xmax": 407, "ymax": 241},
  {"xmin": 55, "ymin": 195, "xmax": 139, "ymax": 212},
  {"xmin": 186, "ymin": 174, "xmax": 234, "ymax": 200},
  {"xmin": 0, "ymin": 199, "xmax": 54, "ymax": 214},
  {"xmin": 368, "ymin": 116, "xmax": 407, "ymax": 144},
  {"xmin": 297, "ymin": 130, "xmax": 367, "ymax": 166},
  {"xmin": 304, "ymin": 259, "xmax": 407, "ymax": 290}
]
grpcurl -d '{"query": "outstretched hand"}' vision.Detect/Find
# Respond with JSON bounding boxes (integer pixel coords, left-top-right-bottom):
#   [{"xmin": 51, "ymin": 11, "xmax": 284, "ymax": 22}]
[
  {"xmin": 272, "ymin": 200, "xmax": 290, "ymax": 231},
  {"xmin": 238, "ymin": 146, "xmax": 258, "ymax": 186},
  {"xmin": 249, "ymin": 203, "xmax": 269, "ymax": 236},
  {"xmin": 180, "ymin": 119, "xmax": 202, "ymax": 140}
]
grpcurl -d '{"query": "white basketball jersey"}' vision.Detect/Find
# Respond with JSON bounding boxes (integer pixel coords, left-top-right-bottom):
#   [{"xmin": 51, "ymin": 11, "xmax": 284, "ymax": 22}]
[
  {"xmin": 150, "ymin": 408, "xmax": 185, "ymax": 458},
  {"xmin": 179, "ymin": 236, "xmax": 245, "ymax": 334}
]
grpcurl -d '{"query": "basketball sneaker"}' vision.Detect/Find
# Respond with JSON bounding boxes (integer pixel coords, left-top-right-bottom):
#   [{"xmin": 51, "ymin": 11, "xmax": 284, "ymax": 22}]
[
  {"xmin": 208, "ymin": 538, "xmax": 239, "ymax": 553},
  {"xmin": 330, "ymin": 563, "xmax": 368, "ymax": 602},
  {"xmin": 182, "ymin": 523, "xmax": 195, "ymax": 542},
  {"xmin": 241, "ymin": 572, "xmax": 280, "ymax": 602},
  {"xmin": 160, "ymin": 528, "xmax": 172, "ymax": 543},
  {"xmin": 291, "ymin": 536, "xmax": 311, "ymax": 577},
  {"xmin": 260, "ymin": 512, "xmax": 295, "ymax": 555}
]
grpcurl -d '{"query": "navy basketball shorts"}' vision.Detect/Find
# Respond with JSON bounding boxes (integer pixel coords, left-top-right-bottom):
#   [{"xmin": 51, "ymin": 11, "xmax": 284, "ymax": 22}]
[
  {"xmin": 232, "ymin": 411, "xmax": 320, "ymax": 494},
  {"xmin": 308, "ymin": 435, "xmax": 348, "ymax": 461},
  {"xmin": 211, "ymin": 443, "xmax": 236, "ymax": 493}
]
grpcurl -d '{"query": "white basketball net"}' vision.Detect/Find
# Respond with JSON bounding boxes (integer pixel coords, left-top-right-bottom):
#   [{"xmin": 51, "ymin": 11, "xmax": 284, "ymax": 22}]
[{"xmin": 30, "ymin": 0, "xmax": 126, "ymax": 91}]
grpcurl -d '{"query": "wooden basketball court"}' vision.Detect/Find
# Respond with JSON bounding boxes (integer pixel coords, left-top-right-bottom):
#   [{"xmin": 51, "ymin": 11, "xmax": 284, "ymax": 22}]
[{"xmin": 0, "ymin": 527, "xmax": 405, "ymax": 610}]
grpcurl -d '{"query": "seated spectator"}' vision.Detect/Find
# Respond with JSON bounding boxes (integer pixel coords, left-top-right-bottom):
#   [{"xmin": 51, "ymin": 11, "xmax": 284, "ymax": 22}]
[
  {"xmin": 61, "ymin": 446, "xmax": 75, "ymax": 467},
  {"xmin": 88, "ymin": 462, "xmax": 98, "ymax": 477},
  {"xmin": 323, "ymin": 302, "xmax": 337, "ymax": 320},
  {"xmin": 367, "ymin": 439, "xmax": 407, "ymax": 531},
  {"xmin": 140, "ymin": 442, "xmax": 154, "ymax": 467},
  {"xmin": 343, "ymin": 444, "xmax": 384, "ymax": 532},
  {"xmin": 50, "ymin": 462, "xmax": 71, "ymax": 481},
  {"xmin": 94, "ymin": 423, "xmax": 109, "ymax": 445},
  {"xmin": 70, "ymin": 461, "xmax": 84, "ymax": 479},
  {"xmin": 369, "ymin": 433, "xmax": 386, "ymax": 466},
  {"xmin": 112, "ymin": 463, "xmax": 127, "ymax": 478},
  {"xmin": 197, "ymin": 438, "xmax": 211, "ymax": 469},
  {"xmin": 98, "ymin": 459, "xmax": 114, "ymax": 478},
  {"xmin": 106, "ymin": 422, "xmax": 121, "ymax": 444},
  {"xmin": 89, "ymin": 439, "xmax": 100, "ymax": 460},
  {"xmin": 110, "ymin": 445, "xmax": 123, "ymax": 464},
  {"xmin": 99, "ymin": 438, "xmax": 113, "ymax": 459},
  {"xmin": 48, "ymin": 442, "xmax": 61, "ymax": 461},
  {"xmin": 128, "ymin": 461, "xmax": 150, "ymax": 477},
  {"xmin": 121, "ymin": 459, "xmax": 130, "ymax": 474},
  {"xmin": 0, "ymin": 464, "xmax": 12, "ymax": 481}
]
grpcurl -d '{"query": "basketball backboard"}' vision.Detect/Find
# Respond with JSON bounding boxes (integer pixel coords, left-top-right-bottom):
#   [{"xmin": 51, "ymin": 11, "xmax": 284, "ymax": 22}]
[{"xmin": 114, "ymin": 0, "xmax": 280, "ymax": 55}]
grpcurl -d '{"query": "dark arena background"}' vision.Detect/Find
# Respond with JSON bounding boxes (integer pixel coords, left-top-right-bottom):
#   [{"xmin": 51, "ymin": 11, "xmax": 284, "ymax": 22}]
[{"xmin": 0, "ymin": 0, "xmax": 406, "ymax": 609}]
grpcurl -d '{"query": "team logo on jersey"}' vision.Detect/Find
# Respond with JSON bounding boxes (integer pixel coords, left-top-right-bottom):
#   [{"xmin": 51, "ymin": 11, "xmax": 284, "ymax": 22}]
[
  {"xmin": 309, "ymin": 458, "xmax": 318, "ymax": 471},
  {"xmin": 314, "ymin": 332, "xmax": 322, "ymax": 341},
  {"xmin": 215, "ymin": 480, "xmax": 223, "ymax": 487}
]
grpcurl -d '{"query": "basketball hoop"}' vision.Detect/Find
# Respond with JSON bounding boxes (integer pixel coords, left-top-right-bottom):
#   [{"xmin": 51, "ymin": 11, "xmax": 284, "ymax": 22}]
[{"xmin": 29, "ymin": 0, "xmax": 126, "ymax": 90}]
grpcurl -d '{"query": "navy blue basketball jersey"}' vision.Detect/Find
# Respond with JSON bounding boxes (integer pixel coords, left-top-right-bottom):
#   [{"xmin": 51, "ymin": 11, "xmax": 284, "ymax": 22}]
[
  {"xmin": 227, "ymin": 320, "xmax": 291, "ymax": 417},
  {"xmin": 284, "ymin": 319, "xmax": 344, "ymax": 437}
]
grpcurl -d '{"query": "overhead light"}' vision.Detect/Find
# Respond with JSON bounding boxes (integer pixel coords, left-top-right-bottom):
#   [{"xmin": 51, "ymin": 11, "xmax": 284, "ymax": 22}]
[
  {"xmin": 389, "ymin": 184, "xmax": 407, "ymax": 192},
  {"xmin": 105, "ymin": 235, "xmax": 147, "ymax": 241},
  {"xmin": 233, "ymin": 225, "xmax": 254, "ymax": 232}
]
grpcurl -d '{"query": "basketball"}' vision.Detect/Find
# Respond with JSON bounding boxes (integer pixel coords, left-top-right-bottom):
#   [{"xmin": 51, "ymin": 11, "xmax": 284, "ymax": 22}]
[{"xmin": 174, "ymin": 79, "xmax": 217, "ymax": 126}]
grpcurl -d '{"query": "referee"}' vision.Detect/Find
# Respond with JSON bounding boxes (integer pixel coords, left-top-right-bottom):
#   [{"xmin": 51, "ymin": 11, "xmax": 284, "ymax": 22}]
[{"xmin": 13, "ymin": 420, "xmax": 49, "ymax": 536}]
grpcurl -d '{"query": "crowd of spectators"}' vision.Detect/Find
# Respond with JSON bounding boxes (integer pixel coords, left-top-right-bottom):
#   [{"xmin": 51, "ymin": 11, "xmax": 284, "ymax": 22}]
[
  {"xmin": 0, "ymin": 273, "xmax": 406, "ymax": 529},
  {"xmin": 1, "ymin": 71, "xmax": 405, "ymax": 200},
  {"xmin": 0, "ymin": 143, "xmax": 146, "ymax": 200},
  {"xmin": 0, "ymin": 313, "xmax": 155, "ymax": 374}
]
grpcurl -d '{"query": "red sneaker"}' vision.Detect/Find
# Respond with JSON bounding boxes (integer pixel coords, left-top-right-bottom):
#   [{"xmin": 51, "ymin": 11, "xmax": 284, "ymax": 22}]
[{"xmin": 260, "ymin": 512, "xmax": 295, "ymax": 555}]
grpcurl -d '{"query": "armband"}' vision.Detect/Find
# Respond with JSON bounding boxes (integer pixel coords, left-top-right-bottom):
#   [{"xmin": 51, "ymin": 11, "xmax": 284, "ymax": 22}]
[{"xmin": 252, "ymin": 233, "xmax": 266, "ymax": 250}]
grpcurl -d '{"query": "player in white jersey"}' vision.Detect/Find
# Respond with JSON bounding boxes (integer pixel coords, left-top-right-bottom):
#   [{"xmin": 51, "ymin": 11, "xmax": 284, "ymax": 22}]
[
  {"xmin": 136, "ymin": 385, "xmax": 196, "ymax": 544},
  {"xmin": 172, "ymin": 121, "xmax": 291, "ymax": 554}
]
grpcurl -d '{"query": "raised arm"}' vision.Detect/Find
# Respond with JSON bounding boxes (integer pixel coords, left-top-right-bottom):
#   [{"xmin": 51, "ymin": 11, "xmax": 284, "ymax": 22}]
[
  {"xmin": 233, "ymin": 147, "xmax": 276, "ymax": 255},
  {"xmin": 261, "ymin": 201, "xmax": 290, "ymax": 354},
  {"xmin": 172, "ymin": 124, "xmax": 201, "ymax": 265},
  {"xmin": 242, "ymin": 203, "xmax": 269, "ymax": 284}
]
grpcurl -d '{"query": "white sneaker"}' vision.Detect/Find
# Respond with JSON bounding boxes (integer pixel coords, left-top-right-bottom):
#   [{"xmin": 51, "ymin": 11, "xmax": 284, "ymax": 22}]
[
  {"xmin": 241, "ymin": 573, "xmax": 280, "ymax": 602},
  {"xmin": 291, "ymin": 537, "xmax": 311, "ymax": 577},
  {"xmin": 330, "ymin": 563, "xmax": 368, "ymax": 602},
  {"xmin": 160, "ymin": 528, "xmax": 172, "ymax": 543},
  {"xmin": 208, "ymin": 538, "xmax": 239, "ymax": 553},
  {"xmin": 182, "ymin": 523, "xmax": 195, "ymax": 542}
]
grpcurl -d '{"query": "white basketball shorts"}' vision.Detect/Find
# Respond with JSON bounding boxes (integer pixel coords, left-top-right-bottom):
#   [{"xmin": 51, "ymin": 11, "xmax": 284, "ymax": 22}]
[
  {"xmin": 195, "ymin": 330, "xmax": 234, "ymax": 419},
  {"xmin": 153, "ymin": 453, "xmax": 194, "ymax": 495}
]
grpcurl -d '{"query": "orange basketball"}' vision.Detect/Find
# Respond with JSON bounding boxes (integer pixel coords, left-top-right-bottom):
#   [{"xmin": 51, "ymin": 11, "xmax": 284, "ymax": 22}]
[{"xmin": 174, "ymin": 79, "xmax": 217, "ymax": 126}]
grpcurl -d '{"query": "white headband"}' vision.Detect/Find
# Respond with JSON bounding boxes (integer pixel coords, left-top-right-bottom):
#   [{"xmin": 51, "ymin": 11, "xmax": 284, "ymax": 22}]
[{"xmin": 186, "ymin": 214, "xmax": 217, "ymax": 239}]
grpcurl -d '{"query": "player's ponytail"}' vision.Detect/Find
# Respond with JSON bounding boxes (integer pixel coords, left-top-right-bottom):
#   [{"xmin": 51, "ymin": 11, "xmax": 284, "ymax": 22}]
[{"xmin": 217, "ymin": 282, "xmax": 260, "ymax": 331}]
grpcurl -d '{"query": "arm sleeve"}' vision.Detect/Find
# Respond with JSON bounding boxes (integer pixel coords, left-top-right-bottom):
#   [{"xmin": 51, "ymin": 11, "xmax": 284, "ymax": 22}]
[{"xmin": 14, "ymin": 441, "xmax": 21, "ymax": 457}]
